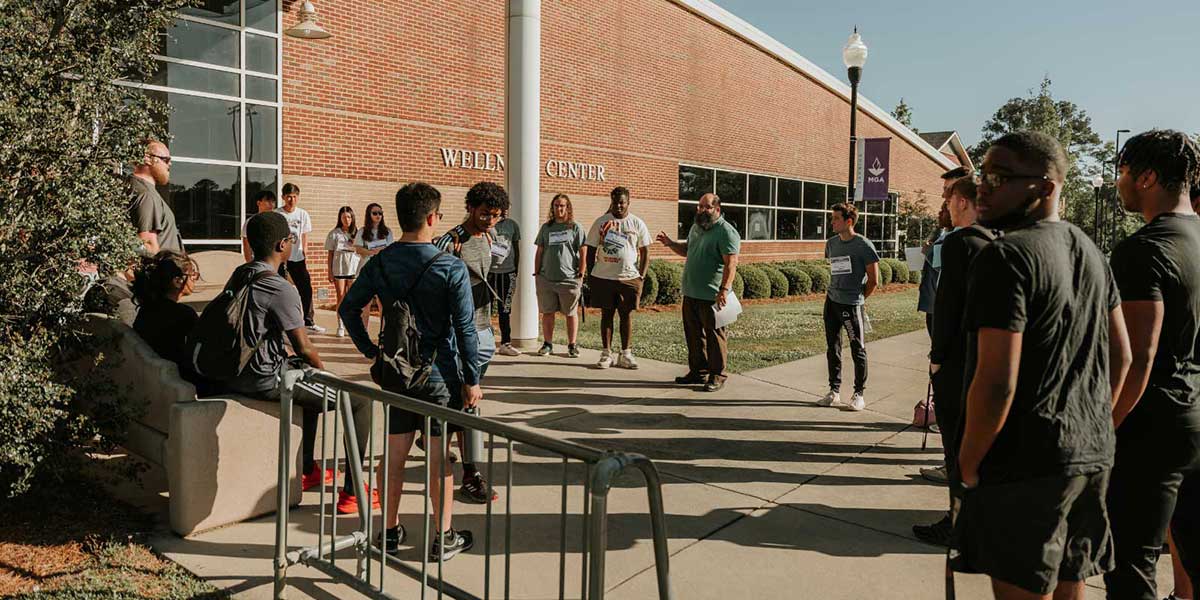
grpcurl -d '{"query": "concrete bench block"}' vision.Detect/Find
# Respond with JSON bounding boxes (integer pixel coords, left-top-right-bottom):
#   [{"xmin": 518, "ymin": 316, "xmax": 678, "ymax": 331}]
[{"xmin": 168, "ymin": 398, "xmax": 303, "ymax": 537}]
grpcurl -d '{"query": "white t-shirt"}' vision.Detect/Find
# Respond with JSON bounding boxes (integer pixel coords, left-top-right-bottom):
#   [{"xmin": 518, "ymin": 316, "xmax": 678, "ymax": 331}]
[
  {"xmin": 353, "ymin": 227, "xmax": 395, "ymax": 274},
  {"xmin": 585, "ymin": 213, "xmax": 651, "ymax": 280},
  {"xmin": 324, "ymin": 228, "xmax": 360, "ymax": 277},
  {"xmin": 275, "ymin": 206, "xmax": 312, "ymax": 262}
]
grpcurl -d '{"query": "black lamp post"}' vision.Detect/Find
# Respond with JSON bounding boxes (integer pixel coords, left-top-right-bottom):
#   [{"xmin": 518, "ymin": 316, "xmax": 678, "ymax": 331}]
[
  {"xmin": 843, "ymin": 28, "xmax": 868, "ymax": 203},
  {"xmin": 1091, "ymin": 174, "xmax": 1104, "ymax": 245},
  {"xmin": 1111, "ymin": 129, "xmax": 1130, "ymax": 250}
]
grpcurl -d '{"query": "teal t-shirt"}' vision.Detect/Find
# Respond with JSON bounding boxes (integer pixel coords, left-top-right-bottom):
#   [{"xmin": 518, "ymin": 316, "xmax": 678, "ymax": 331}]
[
  {"xmin": 824, "ymin": 234, "xmax": 880, "ymax": 306},
  {"xmin": 534, "ymin": 221, "xmax": 586, "ymax": 282},
  {"xmin": 681, "ymin": 217, "xmax": 741, "ymax": 300}
]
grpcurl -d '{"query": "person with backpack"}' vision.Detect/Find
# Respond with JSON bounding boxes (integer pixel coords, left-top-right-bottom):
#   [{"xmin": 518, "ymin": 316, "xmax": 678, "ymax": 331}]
[
  {"xmin": 192, "ymin": 211, "xmax": 377, "ymax": 513},
  {"xmin": 339, "ymin": 182, "xmax": 482, "ymax": 562},
  {"xmin": 434, "ymin": 181, "xmax": 506, "ymax": 504}
]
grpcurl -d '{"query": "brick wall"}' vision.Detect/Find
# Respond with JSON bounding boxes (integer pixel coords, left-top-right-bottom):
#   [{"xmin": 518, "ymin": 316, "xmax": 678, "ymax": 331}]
[{"xmin": 280, "ymin": 0, "xmax": 949, "ymax": 297}]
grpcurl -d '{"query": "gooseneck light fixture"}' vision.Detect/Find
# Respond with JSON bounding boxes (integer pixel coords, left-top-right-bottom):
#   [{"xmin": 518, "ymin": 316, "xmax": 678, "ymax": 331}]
[{"xmin": 284, "ymin": 1, "xmax": 331, "ymax": 39}]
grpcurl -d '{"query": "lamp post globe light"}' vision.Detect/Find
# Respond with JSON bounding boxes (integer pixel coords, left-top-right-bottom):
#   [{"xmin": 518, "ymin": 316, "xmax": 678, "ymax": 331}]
[
  {"xmin": 842, "ymin": 28, "xmax": 868, "ymax": 203},
  {"xmin": 1091, "ymin": 174, "xmax": 1104, "ymax": 246}
]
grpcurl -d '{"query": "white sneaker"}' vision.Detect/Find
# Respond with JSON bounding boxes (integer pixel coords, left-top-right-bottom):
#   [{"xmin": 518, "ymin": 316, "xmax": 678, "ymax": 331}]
[
  {"xmin": 818, "ymin": 389, "xmax": 840, "ymax": 407},
  {"xmin": 596, "ymin": 350, "xmax": 613, "ymax": 369},
  {"xmin": 848, "ymin": 392, "xmax": 866, "ymax": 411},
  {"xmin": 616, "ymin": 350, "xmax": 638, "ymax": 370},
  {"xmin": 307, "ymin": 324, "xmax": 327, "ymax": 334},
  {"xmin": 497, "ymin": 343, "xmax": 521, "ymax": 356}
]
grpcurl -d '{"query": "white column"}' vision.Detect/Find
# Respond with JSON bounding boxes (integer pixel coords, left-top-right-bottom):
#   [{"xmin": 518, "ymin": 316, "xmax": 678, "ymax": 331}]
[{"xmin": 506, "ymin": 0, "xmax": 541, "ymax": 348}]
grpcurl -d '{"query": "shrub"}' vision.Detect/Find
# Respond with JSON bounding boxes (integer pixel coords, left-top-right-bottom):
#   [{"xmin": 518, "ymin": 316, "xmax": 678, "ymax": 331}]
[
  {"xmin": 739, "ymin": 265, "xmax": 772, "ymax": 299},
  {"xmin": 778, "ymin": 266, "xmax": 813, "ymax": 296},
  {"xmin": 884, "ymin": 258, "xmax": 910, "ymax": 284},
  {"xmin": 640, "ymin": 265, "xmax": 659, "ymax": 306},
  {"xmin": 761, "ymin": 265, "xmax": 789, "ymax": 298},
  {"xmin": 908, "ymin": 269, "xmax": 922, "ymax": 285},
  {"xmin": 732, "ymin": 270, "xmax": 745, "ymax": 298},
  {"xmin": 878, "ymin": 259, "xmax": 893, "ymax": 286},
  {"xmin": 649, "ymin": 259, "xmax": 684, "ymax": 305},
  {"xmin": 0, "ymin": 2, "xmax": 188, "ymax": 497},
  {"xmin": 800, "ymin": 264, "xmax": 832, "ymax": 293}
]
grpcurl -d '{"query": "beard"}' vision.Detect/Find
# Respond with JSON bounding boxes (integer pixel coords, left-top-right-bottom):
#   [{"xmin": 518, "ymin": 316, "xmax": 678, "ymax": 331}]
[{"xmin": 694, "ymin": 212, "xmax": 715, "ymax": 229}]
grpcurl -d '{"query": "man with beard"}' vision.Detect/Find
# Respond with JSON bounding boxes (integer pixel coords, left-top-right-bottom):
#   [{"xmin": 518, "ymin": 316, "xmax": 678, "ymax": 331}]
[
  {"xmin": 951, "ymin": 131, "xmax": 1132, "ymax": 599},
  {"xmin": 586, "ymin": 186, "xmax": 652, "ymax": 370},
  {"xmin": 1104, "ymin": 130, "xmax": 1200, "ymax": 600},
  {"xmin": 913, "ymin": 176, "xmax": 993, "ymax": 544},
  {"xmin": 656, "ymin": 192, "xmax": 740, "ymax": 392}
]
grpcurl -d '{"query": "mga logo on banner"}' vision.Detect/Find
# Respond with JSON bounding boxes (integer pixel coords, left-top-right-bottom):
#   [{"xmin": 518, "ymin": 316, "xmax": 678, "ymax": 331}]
[{"xmin": 855, "ymin": 138, "xmax": 891, "ymax": 202}]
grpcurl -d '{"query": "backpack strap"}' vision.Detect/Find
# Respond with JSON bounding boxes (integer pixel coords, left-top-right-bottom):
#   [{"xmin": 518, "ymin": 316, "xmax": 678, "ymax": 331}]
[{"xmin": 375, "ymin": 251, "xmax": 450, "ymax": 301}]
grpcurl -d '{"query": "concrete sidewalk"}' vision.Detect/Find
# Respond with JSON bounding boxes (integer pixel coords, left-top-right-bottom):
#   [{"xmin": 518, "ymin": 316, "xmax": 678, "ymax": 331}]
[{"xmin": 144, "ymin": 311, "xmax": 1168, "ymax": 599}]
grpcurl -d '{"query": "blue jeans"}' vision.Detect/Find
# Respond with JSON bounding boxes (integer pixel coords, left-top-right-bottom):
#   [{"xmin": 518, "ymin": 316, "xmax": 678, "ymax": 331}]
[{"xmin": 476, "ymin": 326, "xmax": 495, "ymax": 380}]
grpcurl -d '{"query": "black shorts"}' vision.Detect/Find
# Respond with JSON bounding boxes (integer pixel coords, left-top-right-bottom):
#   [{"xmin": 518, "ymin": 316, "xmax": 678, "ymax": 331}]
[
  {"xmin": 386, "ymin": 380, "xmax": 463, "ymax": 436},
  {"xmin": 589, "ymin": 275, "xmax": 642, "ymax": 312},
  {"xmin": 950, "ymin": 470, "xmax": 1114, "ymax": 595}
]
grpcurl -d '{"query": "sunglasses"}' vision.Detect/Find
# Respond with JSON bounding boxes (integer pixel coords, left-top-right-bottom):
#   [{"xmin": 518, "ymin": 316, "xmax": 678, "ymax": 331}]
[{"xmin": 370, "ymin": 211, "xmax": 383, "ymax": 216}]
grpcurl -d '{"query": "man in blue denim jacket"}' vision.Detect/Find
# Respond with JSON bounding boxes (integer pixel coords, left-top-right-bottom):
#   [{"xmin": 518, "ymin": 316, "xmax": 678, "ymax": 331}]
[{"xmin": 340, "ymin": 182, "xmax": 481, "ymax": 563}]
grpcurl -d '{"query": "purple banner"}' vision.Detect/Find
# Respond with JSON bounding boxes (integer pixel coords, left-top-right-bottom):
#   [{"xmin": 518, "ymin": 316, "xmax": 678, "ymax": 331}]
[{"xmin": 862, "ymin": 137, "xmax": 891, "ymax": 201}]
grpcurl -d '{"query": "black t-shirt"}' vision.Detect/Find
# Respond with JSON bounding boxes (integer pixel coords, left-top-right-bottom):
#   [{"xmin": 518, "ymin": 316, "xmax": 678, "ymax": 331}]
[
  {"xmin": 964, "ymin": 221, "xmax": 1119, "ymax": 483},
  {"xmin": 133, "ymin": 300, "xmax": 216, "ymax": 395},
  {"xmin": 1111, "ymin": 212, "xmax": 1200, "ymax": 432}
]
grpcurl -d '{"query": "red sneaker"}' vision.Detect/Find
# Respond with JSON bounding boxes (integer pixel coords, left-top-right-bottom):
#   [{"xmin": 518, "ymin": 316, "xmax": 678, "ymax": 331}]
[
  {"xmin": 337, "ymin": 487, "xmax": 382, "ymax": 514},
  {"xmin": 302, "ymin": 462, "xmax": 335, "ymax": 491}
]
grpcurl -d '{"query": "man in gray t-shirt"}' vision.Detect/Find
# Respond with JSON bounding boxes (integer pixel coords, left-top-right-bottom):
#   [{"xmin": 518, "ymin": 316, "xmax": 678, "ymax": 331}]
[
  {"xmin": 488, "ymin": 215, "xmax": 521, "ymax": 355},
  {"xmin": 128, "ymin": 140, "xmax": 183, "ymax": 256},
  {"xmin": 819, "ymin": 203, "xmax": 880, "ymax": 412}
]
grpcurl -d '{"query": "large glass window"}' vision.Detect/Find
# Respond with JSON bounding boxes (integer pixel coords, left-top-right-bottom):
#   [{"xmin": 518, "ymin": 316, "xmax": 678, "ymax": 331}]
[
  {"xmin": 138, "ymin": 5, "xmax": 281, "ymax": 246},
  {"xmin": 676, "ymin": 165, "xmax": 898, "ymax": 247}
]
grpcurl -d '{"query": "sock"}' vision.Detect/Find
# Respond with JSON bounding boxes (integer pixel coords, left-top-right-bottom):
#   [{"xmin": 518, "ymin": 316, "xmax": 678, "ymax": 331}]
[{"xmin": 462, "ymin": 463, "xmax": 478, "ymax": 478}]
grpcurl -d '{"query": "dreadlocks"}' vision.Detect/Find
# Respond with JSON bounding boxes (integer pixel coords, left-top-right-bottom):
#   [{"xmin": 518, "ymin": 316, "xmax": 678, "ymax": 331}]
[{"xmin": 1118, "ymin": 129, "xmax": 1200, "ymax": 196}]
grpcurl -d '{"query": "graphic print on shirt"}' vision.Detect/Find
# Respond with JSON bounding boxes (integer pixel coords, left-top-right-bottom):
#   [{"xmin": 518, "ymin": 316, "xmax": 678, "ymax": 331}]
[
  {"xmin": 830, "ymin": 256, "xmax": 852, "ymax": 276},
  {"xmin": 548, "ymin": 229, "xmax": 572, "ymax": 245}
]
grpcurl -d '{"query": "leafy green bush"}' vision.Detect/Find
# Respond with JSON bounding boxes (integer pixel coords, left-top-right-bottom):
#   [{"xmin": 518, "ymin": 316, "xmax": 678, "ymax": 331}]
[
  {"xmin": 760, "ymin": 265, "xmax": 789, "ymax": 298},
  {"xmin": 884, "ymin": 258, "xmax": 910, "ymax": 284},
  {"xmin": 732, "ymin": 270, "xmax": 745, "ymax": 298},
  {"xmin": 878, "ymin": 260, "xmax": 893, "ymax": 286},
  {"xmin": 0, "ymin": 2, "xmax": 187, "ymax": 497},
  {"xmin": 739, "ymin": 266, "xmax": 772, "ymax": 299},
  {"xmin": 800, "ymin": 264, "xmax": 832, "ymax": 293},
  {"xmin": 649, "ymin": 259, "xmax": 684, "ymax": 305},
  {"xmin": 778, "ymin": 266, "xmax": 813, "ymax": 296},
  {"xmin": 640, "ymin": 265, "xmax": 658, "ymax": 306},
  {"xmin": 908, "ymin": 270, "xmax": 922, "ymax": 285}
]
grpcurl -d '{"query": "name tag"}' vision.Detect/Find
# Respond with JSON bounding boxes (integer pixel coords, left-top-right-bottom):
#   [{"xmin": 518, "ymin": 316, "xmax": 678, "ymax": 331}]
[
  {"xmin": 548, "ymin": 230, "xmax": 571, "ymax": 245},
  {"xmin": 366, "ymin": 239, "xmax": 389, "ymax": 250},
  {"xmin": 830, "ymin": 256, "xmax": 852, "ymax": 275},
  {"xmin": 490, "ymin": 239, "xmax": 510, "ymax": 260},
  {"xmin": 603, "ymin": 229, "xmax": 626, "ymax": 248}
]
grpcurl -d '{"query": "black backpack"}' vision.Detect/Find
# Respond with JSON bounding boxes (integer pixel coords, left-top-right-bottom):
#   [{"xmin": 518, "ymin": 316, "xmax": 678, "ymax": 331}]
[
  {"xmin": 369, "ymin": 252, "xmax": 448, "ymax": 391},
  {"xmin": 185, "ymin": 268, "xmax": 276, "ymax": 381}
]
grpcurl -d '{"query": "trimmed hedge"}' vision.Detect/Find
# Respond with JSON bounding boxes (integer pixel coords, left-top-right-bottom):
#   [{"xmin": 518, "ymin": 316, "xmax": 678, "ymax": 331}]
[
  {"xmin": 761, "ymin": 265, "xmax": 789, "ymax": 298},
  {"xmin": 878, "ymin": 259, "xmax": 893, "ymax": 286},
  {"xmin": 883, "ymin": 258, "xmax": 909, "ymax": 285},
  {"xmin": 732, "ymin": 270, "xmax": 745, "ymax": 298},
  {"xmin": 800, "ymin": 264, "xmax": 831, "ymax": 293},
  {"xmin": 649, "ymin": 259, "xmax": 684, "ymax": 305},
  {"xmin": 739, "ymin": 265, "xmax": 772, "ymax": 299},
  {"xmin": 778, "ymin": 266, "xmax": 813, "ymax": 296},
  {"xmin": 908, "ymin": 269, "xmax": 922, "ymax": 285},
  {"xmin": 640, "ymin": 264, "xmax": 659, "ymax": 306}
]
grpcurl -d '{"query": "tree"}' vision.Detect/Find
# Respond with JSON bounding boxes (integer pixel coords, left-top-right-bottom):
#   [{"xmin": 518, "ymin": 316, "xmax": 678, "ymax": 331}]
[
  {"xmin": 892, "ymin": 98, "xmax": 916, "ymax": 133},
  {"xmin": 898, "ymin": 189, "xmax": 936, "ymax": 246},
  {"xmin": 0, "ymin": 1, "xmax": 188, "ymax": 496}
]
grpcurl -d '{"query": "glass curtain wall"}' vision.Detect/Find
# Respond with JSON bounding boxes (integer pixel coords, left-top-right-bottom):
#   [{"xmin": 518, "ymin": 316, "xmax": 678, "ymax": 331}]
[{"xmin": 125, "ymin": 1, "xmax": 281, "ymax": 251}]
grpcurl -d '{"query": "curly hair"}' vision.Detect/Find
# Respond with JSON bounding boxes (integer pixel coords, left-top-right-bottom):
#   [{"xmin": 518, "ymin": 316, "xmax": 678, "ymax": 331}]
[
  {"xmin": 132, "ymin": 251, "xmax": 197, "ymax": 307},
  {"xmin": 465, "ymin": 181, "xmax": 510, "ymax": 212},
  {"xmin": 1118, "ymin": 129, "xmax": 1200, "ymax": 196}
]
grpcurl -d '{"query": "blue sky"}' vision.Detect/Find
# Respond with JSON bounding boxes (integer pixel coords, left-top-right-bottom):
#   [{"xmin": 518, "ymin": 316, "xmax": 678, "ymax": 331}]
[{"xmin": 713, "ymin": 0, "xmax": 1200, "ymax": 149}]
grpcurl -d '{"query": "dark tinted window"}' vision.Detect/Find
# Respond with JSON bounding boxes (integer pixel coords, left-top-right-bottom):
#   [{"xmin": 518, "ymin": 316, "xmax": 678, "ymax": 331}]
[
  {"xmin": 246, "ymin": 167, "xmax": 278, "ymax": 218},
  {"xmin": 148, "ymin": 91, "xmax": 240, "ymax": 161},
  {"xmin": 778, "ymin": 179, "xmax": 801, "ymax": 208},
  {"xmin": 677, "ymin": 203, "xmax": 697, "ymax": 239},
  {"xmin": 777, "ymin": 210, "xmax": 801, "ymax": 240},
  {"xmin": 246, "ymin": 33, "xmax": 277, "ymax": 74},
  {"xmin": 246, "ymin": 75, "xmax": 277, "ymax": 102},
  {"xmin": 803, "ymin": 211, "xmax": 826, "ymax": 240},
  {"xmin": 803, "ymin": 182, "xmax": 825, "ymax": 210},
  {"xmin": 827, "ymin": 185, "xmax": 847, "ymax": 208},
  {"xmin": 161, "ymin": 19, "xmax": 238, "ymax": 68},
  {"xmin": 245, "ymin": 0, "xmax": 278, "ymax": 32},
  {"xmin": 150, "ymin": 61, "xmax": 239, "ymax": 96},
  {"xmin": 679, "ymin": 166, "xmax": 713, "ymax": 201},
  {"xmin": 246, "ymin": 104, "xmax": 277, "ymax": 164},
  {"xmin": 165, "ymin": 162, "xmax": 240, "ymax": 240},
  {"xmin": 721, "ymin": 205, "xmax": 746, "ymax": 237},
  {"xmin": 716, "ymin": 171, "xmax": 746, "ymax": 205},
  {"xmin": 748, "ymin": 175, "xmax": 773, "ymax": 206},
  {"xmin": 181, "ymin": 1, "xmax": 240, "ymax": 24}
]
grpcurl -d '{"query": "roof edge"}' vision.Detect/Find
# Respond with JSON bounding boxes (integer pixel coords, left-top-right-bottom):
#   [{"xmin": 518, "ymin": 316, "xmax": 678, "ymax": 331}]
[{"xmin": 670, "ymin": 0, "xmax": 957, "ymax": 171}]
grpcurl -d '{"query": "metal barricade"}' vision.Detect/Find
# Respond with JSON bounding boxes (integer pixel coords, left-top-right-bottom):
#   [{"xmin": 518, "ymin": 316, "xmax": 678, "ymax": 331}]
[{"xmin": 273, "ymin": 367, "xmax": 672, "ymax": 600}]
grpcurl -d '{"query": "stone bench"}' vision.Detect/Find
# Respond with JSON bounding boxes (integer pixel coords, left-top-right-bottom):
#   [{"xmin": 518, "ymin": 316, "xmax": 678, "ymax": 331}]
[{"xmin": 83, "ymin": 315, "xmax": 303, "ymax": 536}]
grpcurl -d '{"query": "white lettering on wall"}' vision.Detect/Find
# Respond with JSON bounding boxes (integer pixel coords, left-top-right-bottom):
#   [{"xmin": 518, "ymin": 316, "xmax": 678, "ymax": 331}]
[
  {"xmin": 544, "ymin": 159, "xmax": 607, "ymax": 182},
  {"xmin": 439, "ymin": 147, "xmax": 505, "ymax": 172}
]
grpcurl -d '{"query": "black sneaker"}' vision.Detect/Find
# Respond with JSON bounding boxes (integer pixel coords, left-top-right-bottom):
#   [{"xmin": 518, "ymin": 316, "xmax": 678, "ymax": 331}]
[
  {"xmin": 376, "ymin": 525, "xmax": 406, "ymax": 556},
  {"xmin": 429, "ymin": 529, "xmax": 473, "ymax": 562},
  {"xmin": 912, "ymin": 514, "xmax": 952, "ymax": 547},
  {"xmin": 674, "ymin": 372, "xmax": 706, "ymax": 384},
  {"xmin": 568, "ymin": 344, "xmax": 580, "ymax": 358},
  {"xmin": 459, "ymin": 471, "xmax": 497, "ymax": 503},
  {"xmin": 703, "ymin": 377, "xmax": 725, "ymax": 392},
  {"xmin": 536, "ymin": 342, "xmax": 553, "ymax": 356}
]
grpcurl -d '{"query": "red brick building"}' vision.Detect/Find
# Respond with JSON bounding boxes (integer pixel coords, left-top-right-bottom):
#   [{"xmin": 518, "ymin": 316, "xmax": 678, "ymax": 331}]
[{"xmin": 157, "ymin": 0, "xmax": 954, "ymax": 304}]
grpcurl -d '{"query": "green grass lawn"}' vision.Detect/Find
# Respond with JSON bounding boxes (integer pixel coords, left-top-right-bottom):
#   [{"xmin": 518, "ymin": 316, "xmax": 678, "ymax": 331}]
[{"xmin": 548, "ymin": 287, "xmax": 925, "ymax": 373}]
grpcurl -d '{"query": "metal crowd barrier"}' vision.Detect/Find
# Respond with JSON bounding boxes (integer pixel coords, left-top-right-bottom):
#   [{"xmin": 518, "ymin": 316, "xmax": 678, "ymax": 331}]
[{"xmin": 273, "ymin": 367, "xmax": 673, "ymax": 600}]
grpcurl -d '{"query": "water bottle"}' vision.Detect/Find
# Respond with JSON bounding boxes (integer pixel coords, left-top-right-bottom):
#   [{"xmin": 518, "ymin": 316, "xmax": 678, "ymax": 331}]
[{"xmin": 462, "ymin": 406, "xmax": 485, "ymax": 464}]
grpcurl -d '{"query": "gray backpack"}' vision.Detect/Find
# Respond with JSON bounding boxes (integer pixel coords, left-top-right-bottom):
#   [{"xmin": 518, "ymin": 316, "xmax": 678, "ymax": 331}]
[{"xmin": 369, "ymin": 252, "xmax": 448, "ymax": 391}]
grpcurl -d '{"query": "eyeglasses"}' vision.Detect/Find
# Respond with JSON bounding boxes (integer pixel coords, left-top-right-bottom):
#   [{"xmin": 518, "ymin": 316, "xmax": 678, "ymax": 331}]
[
  {"xmin": 436, "ymin": 211, "xmax": 444, "ymax": 219},
  {"xmin": 974, "ymin": 171, "xmax": 1050, "ymax": 188},
  {"xmin": 149, "ymin": 153, "xmax": 171, "ymax": 165}
]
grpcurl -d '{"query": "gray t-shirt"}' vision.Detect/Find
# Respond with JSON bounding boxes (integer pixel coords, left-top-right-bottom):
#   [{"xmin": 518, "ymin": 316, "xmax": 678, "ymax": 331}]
[
  {"xmin": 824, "ymin": 234, "xmax": 880, "ymax": 306},
  {"xmin": 490, "ymin": 218, "xmax": 521, "ymax": 274},
  {"xmin": 435, "ymin": 225, "xmax": 493, "ymax": 329},
  {"xmin": 128, "ymin": 176, "xmax": 184, "ymax": 256},
  {"xmin": 226, "ymin": 261, "xmax": 305, "ymax": 394},
  {"xmin": 535, "ymin": 221, "xmax": 586, "ymax": 282}
]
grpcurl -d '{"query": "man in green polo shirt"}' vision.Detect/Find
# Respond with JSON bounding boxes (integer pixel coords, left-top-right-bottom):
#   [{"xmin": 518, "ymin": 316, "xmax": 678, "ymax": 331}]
[{"xmin": 656, "ymin": 192, "xmax": 741, "ymax": 392}]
